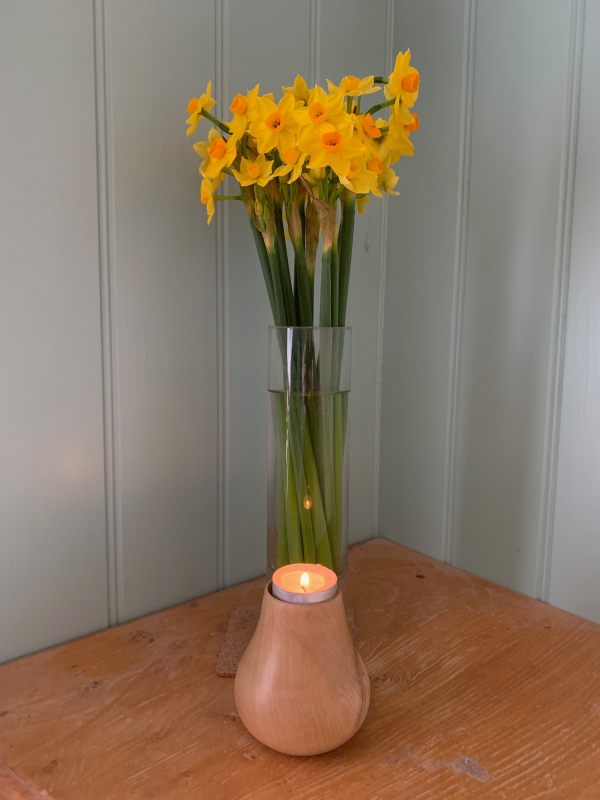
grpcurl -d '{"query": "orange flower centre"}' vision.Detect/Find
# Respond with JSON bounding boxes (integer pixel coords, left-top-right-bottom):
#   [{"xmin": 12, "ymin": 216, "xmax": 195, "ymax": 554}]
[
  {"xmin": 343, "ymin": 76, "xmax": 360, "ymax": 92},
  {"xmin": 309, "ymin": 102, "xmax": 327, "ymax": 123},
  {"xmin": 208, "ymin": 137, "xmax": 227, "ymax": 159},
  {"xmin": 187, "ymin": 97, "xmax": 199, "ymax": 114},
  {"xmin": 201, "ymin": 187, "xmax": 210, "ymax": 203},
  {"xmin": 321, "ymin": 131, "xmax": 343, "ymax": 152},
  {"xmin": 367, "ymin": 157, "xmax": 383, "ymax": 174},
  {"xmin": 362, "ymin": 114, "xmax": 382, "ymax": 139},
  {"xmin": 282, "ymin": 146, "xmax": 299, "ymax": 165},
  {"xmin": 401, "ymin": 71, "xmax": 420, "ymax": 93},
  {"xmin": 406, "ymin": 112, "xmax": 420, "ymax": 131},
  {"xmin": 246, "ymin": 162, "xmax": 261, "ymax": 179},
  {"xmin": 266, "ymin": 111, "xmax": 284, "ymax": 130},
  {"xmin": 230, "ymin": 94, "xmax": 248, "ymax": 116}
]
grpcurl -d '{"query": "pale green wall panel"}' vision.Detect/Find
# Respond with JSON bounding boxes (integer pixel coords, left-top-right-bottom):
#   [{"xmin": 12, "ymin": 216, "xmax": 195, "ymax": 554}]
[
  {"xmin": 452, "ymin": 0, "xmax": 572, "ymax": 594},
  {"xmin": 551, "ymin": 0, "xmax": 600, "ymax": 621},
  {"xmin": 104, "ymin": 0, "xmax": 219, "ymax": 620},
  {"xmin": 0, "ymin": 1, "xmax": 108, "ymax": 661},
  {"xmin": 380, "ymin": 0, "xmax": 468, "ymax": 557}
]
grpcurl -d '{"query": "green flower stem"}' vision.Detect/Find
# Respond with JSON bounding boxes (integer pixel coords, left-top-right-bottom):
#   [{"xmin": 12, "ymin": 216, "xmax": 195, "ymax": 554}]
[
  {"xmin": 274, "ymin": 394, "xmax": 303, "ymax": 563},
  {"xmin": 331, "ymin": 239, "xmax": 340, "ymax": 326},
  {"xmin": 364, "ymin": 97, "xmax": 394, "ymax": 116},
  {"xmin": 337, "ymin": 193, "xmax": 356, "ymax": 327},
  {"xmin": 263, "ymin": 236, "xmax": 287, "ymax": 327},
  {"xmin": 373, "ymin": 76, "xmax": 388, "ymax": 84},
  {"xmin": 200, "ymin": 110, "xmax": 231, "ymax": 135},
  {"xmin": 249, "ymin": 218, "xmax": 277, "ymax": 323},
  {"xmin": 273, "ymin": 203, "xmax": 297, "ymax": 325},
  {"xmin": 319, "ymin": 244, "xmax": 333, "ymax": 327},
  {"xmin": 297, "ymin": 396, "xmax": 333, "ymax": 568}
]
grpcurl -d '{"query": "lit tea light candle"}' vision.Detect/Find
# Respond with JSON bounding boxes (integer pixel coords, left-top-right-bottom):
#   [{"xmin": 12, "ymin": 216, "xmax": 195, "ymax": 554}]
[{"xmin": 271, "ymin": 563, "xmax": 337, "ymax": 604}]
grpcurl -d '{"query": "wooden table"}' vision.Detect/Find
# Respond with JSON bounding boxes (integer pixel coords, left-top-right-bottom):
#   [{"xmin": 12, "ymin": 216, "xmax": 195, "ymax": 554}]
[{"xmin": 1, "ymin": 538, "xmax": 600, "ymax": 799}]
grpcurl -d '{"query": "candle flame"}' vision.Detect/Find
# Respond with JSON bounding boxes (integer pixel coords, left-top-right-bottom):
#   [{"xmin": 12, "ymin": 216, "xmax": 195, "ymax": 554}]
[
  {"xmin": 300, "ymin": 571, "xmax": 310, "ymax": 592},
  {"xmin": 303, "ymin": 495, "xmax": 313, "ymax": 510}
]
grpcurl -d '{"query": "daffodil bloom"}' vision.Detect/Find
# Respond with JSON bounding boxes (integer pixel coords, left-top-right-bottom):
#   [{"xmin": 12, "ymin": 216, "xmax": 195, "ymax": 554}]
[
  {"xmin": 339, "ymin": 159, "xmax": 379, "ymax": 195},
  {"xmin": 366, "ymin": 156, "xmax": 399, "ymax": 196},
  {"xmin": 384, "ymin": 50, "xmax": 420, "ymax": 108},
  {"xmin": 228, "ymin": 84, "xmax": 262, "ymax": 141},
  {"xmin": 326, "ymin": 74, "xmax": 379, "ymax": 97},
  {"xmin": 232, "ymin": 154, "xmax": 274, "ymax": 187},
  {"xmin": 360, "ymin": 113, "xmax": 384, "ymax": 139},
  {"xmin": 283, "ymin": 74, "xmax": 311, "ymax": 104},
  {"xmin": 380, "ymin": 99, "xmax": 415, "ymax": 162},
  {"xmin": 200, "ymin": 174, "xmax": 223, "ymax": 224},
  {"xmin": 272, "ymin": 146, "xmax": 306, "ymax": 183},
  {"xmin": 249, "ymin": 93, "xmax": 299, "ymax": 155},
  {"xmin": 295, "ymin": 86, "xmax": 348, "ymax": 128},
  {"xmin": 194, "ymin": 128, "xmax": 237, "ymax": 179},
  {"xmin": 406, "ymin": 111, "xmax": 420, "ymax": 131},
  {"xmin": 186, "ymin": 80, "xmax": 216, "ymax": 137},
  {"xmin": 299, "ymin": 121, "xmax": 366, "ymax": 178},
  {"xmin": 356, "ymin": 194, "xmax": 371, "ymax": 214}
]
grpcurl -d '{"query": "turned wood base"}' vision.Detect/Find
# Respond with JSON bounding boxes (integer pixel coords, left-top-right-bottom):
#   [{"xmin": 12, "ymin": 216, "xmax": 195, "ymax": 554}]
[{"xmin": 234, "ymin": 583, "xmax": 370, "ymax": 756}]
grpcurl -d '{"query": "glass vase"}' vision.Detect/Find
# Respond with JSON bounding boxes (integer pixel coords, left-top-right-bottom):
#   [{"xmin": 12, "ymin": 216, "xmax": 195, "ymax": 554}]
[{"xmin": 267, "ymin": 326, "xmax": 351, "ymax": 576}]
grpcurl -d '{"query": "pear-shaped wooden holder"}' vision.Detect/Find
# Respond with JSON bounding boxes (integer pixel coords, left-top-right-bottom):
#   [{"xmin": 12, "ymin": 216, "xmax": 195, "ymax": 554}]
[{"xmin": 234, "ymin": 582, "xmax": 370, "ymax": 756}]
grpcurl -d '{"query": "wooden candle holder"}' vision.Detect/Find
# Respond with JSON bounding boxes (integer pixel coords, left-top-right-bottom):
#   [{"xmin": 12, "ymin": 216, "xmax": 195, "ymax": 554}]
[{"xmin": 234, "ymin": 583, "xmax": 370, "ymax": 756}]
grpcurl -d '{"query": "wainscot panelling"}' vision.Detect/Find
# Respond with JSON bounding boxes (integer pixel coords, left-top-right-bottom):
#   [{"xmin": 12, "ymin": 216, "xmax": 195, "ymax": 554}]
[
  {"xmin": 551, "ymin": 0, "xmax": 600, "ymax": 621},
  {"xmin": 451, "ymin": 0, "xmax": 573, "ymax": 595},
  {"xmin": 0, "ymin": 1, "xmax": 108, "ymax": 661},
  {"xmin": 379, "ymin": 0, "xmax": 469, "ymax": 558},
  {"xmin": 104, "ymin": 0, "xmax": 219, "ymax": 620}
]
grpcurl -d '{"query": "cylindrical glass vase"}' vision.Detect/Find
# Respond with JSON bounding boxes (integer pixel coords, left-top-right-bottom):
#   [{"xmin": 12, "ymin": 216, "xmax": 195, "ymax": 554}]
[{"xmin": 267, "ymin": 326, "xmax": 351, "ymax": 576}]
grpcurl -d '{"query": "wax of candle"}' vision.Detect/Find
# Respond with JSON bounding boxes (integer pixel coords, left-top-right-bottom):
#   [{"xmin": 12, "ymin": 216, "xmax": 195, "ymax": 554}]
[{"xmin": 271, "ymin": 563, "xmax": 337, "ymax": 604}]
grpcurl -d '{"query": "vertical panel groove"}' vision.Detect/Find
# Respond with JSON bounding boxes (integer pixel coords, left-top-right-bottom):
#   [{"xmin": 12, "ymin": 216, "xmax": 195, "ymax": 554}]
[
  {"xmin": 309, "ymin": 0, "xmax": 321, "ymax": 84},
  {"xmin": 216, "ymin": 0, "xmax": 230, "ymax": 589},
  {"xmin": 537, "ymin": 0, "xmax": 585, "ymax": 602},
  {"xmin": 442, "ymin": 0, "xmax": 476, "ymax": 564},
  {"xmin": 373, "ymin": 0, "xmax": 395, "ymax": 538},
  {"xmin": 93, "ymin": 0, "xmax": 119, "ymax": 625}
]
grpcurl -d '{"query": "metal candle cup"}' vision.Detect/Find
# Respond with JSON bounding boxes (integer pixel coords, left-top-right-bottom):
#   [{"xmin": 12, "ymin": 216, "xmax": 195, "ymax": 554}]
[{"xmin": 271, "ymin": 563, "xmax": 337, "ymax": 604}]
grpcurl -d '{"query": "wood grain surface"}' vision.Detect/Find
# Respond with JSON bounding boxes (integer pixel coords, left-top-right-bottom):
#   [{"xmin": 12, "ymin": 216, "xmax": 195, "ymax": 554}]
[
  {"xmin": 234, "ymin": 586, "xmax": 369, "ymax": 755},
  {"xmin": 1, "ymin": 538, "xmax": 600, "ymax": 799}
]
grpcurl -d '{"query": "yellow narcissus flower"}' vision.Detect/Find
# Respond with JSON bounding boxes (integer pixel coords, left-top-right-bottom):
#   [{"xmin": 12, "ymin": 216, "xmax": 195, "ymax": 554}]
[
  {"xmin": 272, "ymin": 146, "xmax": 306, "ymax": 183},
  {"xmin": 228, "ymin": 84, "xmax": 263, "ymax": 141},
  {"xmin": 352, "ymin": 112, "xmax": 386, "ymax": 158},
  {"xmin": 380, "ymin": 99, "xmax": 415, "ymax": 162},
  {"xmin": 249, "ymin": 93, "xmax": 299, "ymax": 155},
  {"xmin": 366, "ymin": 156, "xmax": 399, "ymax": 196},
  {"xmin": 356, "ymin": 194, "xmax": 371, "ymax": 214},
  {"xmin": 339, "ymin": 159, "xmax": 379, "ymax": 195},
  {"xmin": 360, "ymin": 113, "xmax": 384, "ymax": 140},
  {"xmin": 232, "ymin": 154, "xmax": 274, "ymax": 187},
  {"xmin": 299, "ymin": 121, "xmax": 366, "ymax": 177},
  {"xmin": 200, "ymin": 174, "xmax": 223, "ymax": 224},
  {"xmin": 385, "ymin": 50, "xmax": 420, "ymax": 108},
  {"xmin": 327, "ymin": 74, "xmax": 379, "ymax": 97},
  {"xmin": 186, "ymin": 80, "xmax": 216, "ymax": 137},
  {"xmin": 194, "ymin": 128, "xmax": 237, "ymax": 179},
  {"xmin": 283, "ymin": 74, "xmax": 311, "ymax": 104},
  {"xmin": 295, "ymin": 86, "xmax": 347, "ymax": 128}
]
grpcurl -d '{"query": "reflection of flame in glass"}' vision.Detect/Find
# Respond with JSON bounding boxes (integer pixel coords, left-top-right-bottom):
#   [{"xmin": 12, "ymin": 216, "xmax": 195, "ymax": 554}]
[
  {"xmin": 300, "ymin": 571, "xmax": 310, "ymax": 590},
  {"xmin": 303, "ymin": 495, "xmax": 313, "ymax": 510}
]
